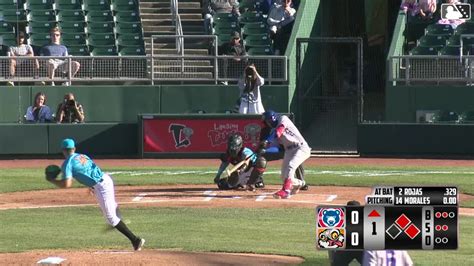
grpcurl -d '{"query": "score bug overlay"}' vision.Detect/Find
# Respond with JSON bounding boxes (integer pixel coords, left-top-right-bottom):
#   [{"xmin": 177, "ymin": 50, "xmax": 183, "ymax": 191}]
[{"xmin": 316, "ymin": 186, "xmax": 458, "ymax": 250}]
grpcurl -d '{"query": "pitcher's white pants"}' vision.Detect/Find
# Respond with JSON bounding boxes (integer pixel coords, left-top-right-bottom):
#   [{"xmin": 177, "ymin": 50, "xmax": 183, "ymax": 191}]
[{"xmin": 93, "ymin": 173, "xmax": 120, "ymax": 226}]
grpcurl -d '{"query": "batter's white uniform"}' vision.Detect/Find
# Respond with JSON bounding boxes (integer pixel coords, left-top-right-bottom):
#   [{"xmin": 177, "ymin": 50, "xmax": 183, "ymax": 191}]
[
  {"xmin": 363, "ymin": 250, "xmax": 413, "ymax": 266},
  {"xmin": 272, "ymin": 115, "xmax": 311, "ymax": 187}
]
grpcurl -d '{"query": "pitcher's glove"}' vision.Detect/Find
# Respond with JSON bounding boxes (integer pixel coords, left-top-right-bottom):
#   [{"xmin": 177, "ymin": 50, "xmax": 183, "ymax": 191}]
[{"xmin": 45, "ymin": 164, "xmax": 61, "ymax": 181}]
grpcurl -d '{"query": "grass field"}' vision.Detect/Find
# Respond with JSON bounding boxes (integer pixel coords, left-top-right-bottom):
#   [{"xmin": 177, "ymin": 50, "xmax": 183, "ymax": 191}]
[{"xmin": 0, "ymin": 164, "xmax": 473, "ymax": 265}]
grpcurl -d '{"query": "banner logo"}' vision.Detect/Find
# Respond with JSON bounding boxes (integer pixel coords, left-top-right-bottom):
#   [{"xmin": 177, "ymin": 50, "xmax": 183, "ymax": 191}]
[{"xmin": 169, "ymin": 124, "xmax": 194, "ymax": 148}]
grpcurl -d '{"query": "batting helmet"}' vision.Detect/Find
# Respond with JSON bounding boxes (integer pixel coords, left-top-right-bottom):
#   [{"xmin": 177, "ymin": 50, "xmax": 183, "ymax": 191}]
[
  {"xmin": 262, "ymin": 110, "xmax": 279, "ymax": 128},
  {"xmin": 227, "ymin": 133, "xmax": 243, "ymax": 157}
]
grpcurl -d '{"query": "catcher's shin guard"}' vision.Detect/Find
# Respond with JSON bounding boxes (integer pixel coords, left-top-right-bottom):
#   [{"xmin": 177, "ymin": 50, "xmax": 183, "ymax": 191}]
[
  {"xmin": 295, "ymin": 164, "xmax": 309, "ymax": 191},
  {"xmin": 247, "ymin": 156, "xmax": 266, "ymax": 186}
]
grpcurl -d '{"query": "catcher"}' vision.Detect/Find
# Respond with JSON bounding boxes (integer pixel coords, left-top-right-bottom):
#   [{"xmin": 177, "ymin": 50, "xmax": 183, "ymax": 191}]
[
  {"xmin": 44, "ymin": 138, "xmax": 145, "ymax": 251},
  {"xmin": 214, "ymin": 133, "xmax": 266, "ymax": 191}
]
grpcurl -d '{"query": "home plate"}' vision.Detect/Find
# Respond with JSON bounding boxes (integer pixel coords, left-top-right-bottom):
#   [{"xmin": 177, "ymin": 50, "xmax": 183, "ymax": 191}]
[{"xmin": 37, "ymin": 256, "xmax": 66, "ymax": 264}]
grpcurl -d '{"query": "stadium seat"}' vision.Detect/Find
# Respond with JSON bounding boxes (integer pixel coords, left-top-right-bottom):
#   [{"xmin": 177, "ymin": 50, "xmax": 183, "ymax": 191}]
[
  {"xmin": 239, "ymin": 0, "xmax": 258, "ymax": 12},
  {"xmin": 0, "ymin": 33, "xmax": 17, "ymax": 46},
  {"xmin": 90, "ymin": 45, "xmax": 117, "ymax": 55},
  {"xmin": 114, "ymin": 11, "xmax": 140, "ymax": 23},
  {"xmin": 242, "ymin": 22, "xmax": 268, "ymax": 36},
  {"xmin": 25, "ymin": 0, "xmax": 54, "ymax": 11},
  {"xmin": 439, "ymin": 45, "xmax": 462, "ymax": 56},
  {"xmin": 88, "ymin": 33, "xmax": 116, "ymax": 46},
  {"xmin": 111, "ymin": 0, "xmax": 138, "ymax": 12},
  {"xmin": 1, "ymin": 9, "xmax": 27, "ymax": 23},
  {"xmin": 244, "ymin": 34, "xmax": 271, "ymax": 48},
  {"xmin": 417, "ymin": 35, "xmax": 446, "ymax": 48},
  {"xmin": 87, "ymin": 22, "xmax": 115, "ymax": 34},
  {"xmin": 83, "ymin": 0, "xmax": 110, "ymax": 11},
  {"xmin": 240, "ymin": 11, "xmax": 265, "ymax": 24},
  {"xmin": 55, "ymin": 0, "xmax": 82, "ymax": 11},
  {"xmin": 66, "ymin": 44, "xmax": 89, "ymax": 56},
  {"xmin": 409, "ymin": 46, "xmax": 439, "ymax": 55},
  {"xmin": 61, "ymin": 33, "xmax": 86, "ymax": 45},
  {"xmin": 247, "ymin": 46, "xmax": 273, "ymax": 55},
  {"xmin": 431, "ymin": 110, "xmax": 459, "ymax": 123},
  {"xmin": 59, "ymin": 21, "xmax": 86, "ymax": 33},
  {"xmin": 454, "ymin": 22, "xmax": 474, "ymax": 35},
  {"xmin": 458, "ymin": 111, "xmax": 474, "ymax": 123},
  {"xmin": 116, "ymin": 33, "xmax": 144, "ymax": 46},
  {"xmin": 212, "ymin": 12, "xmax": 239, "ymax": 24},
  {"xmin": 57, "ymin": 10, "xmax": 85, "ymax": 22},
  {"xmin": 28, "ymin": 33, "xmax": 51, "ymax": 47},
  {"xmin": 115, "ymin": 22, "xmax": 142, "ymax": 34},
  {"xmin": 213, "ymin": 23, "xmax": 240, "ymax": 35},
  {"xmin": 0, "ymin": 0, "xmax": 23, "ymax": 10},
  {"xmin": 26, "ymin": 21, "xmax": 56, "ymax": 34},
  {"xmin": 86, "ymin": 10, "xmax": 114, "ymax": 23},
  {"xmin": 27, "ymin": 10, "xmax": 57, "ymax": 22},
  {"xmin": 424, "ymin": 23, "xmax": 454, "ymax": 37},
  {"xmin": 118, "ymin": 46, "xmax": 145, "ymax": 56},
  {"xmin": 447, "ymin": 35, "xmax": 461, "ymax": 46},
  {"xmin": 0, "ymin": 22, "xmax": 14, "ymax": 34}
]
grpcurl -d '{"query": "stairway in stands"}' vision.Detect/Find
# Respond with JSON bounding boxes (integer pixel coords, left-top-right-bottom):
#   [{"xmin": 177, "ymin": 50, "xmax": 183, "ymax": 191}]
[{"xmin": 139, "ymin": 0, "xmax": 214, "ymax": 81}]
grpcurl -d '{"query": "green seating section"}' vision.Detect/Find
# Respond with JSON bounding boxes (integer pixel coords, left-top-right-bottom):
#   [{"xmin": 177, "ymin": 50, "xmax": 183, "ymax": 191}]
[
  {"xmin": 409, "ymin": 21, "xmax": 474, "ymax": 56},
  {"xmin": 1, "ymin": 0, "xmax": 145, "ymax": 56}
]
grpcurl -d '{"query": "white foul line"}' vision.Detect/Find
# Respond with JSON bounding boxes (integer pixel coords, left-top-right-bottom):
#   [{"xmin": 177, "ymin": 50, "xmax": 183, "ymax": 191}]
[
  {"xmin": 203, "ymin": 190, "xmax": 216, "ymax": 201},
  {"xmin": 326, "ymin": 195, "xmax": 338, "ymax": 202},
  {"xmin": 132, "ymin": 193, "xmax": 148, "ymax": 202},
  {"xmin": 256, "ymin": 193, "xmax": 271, "ymax": 202}
]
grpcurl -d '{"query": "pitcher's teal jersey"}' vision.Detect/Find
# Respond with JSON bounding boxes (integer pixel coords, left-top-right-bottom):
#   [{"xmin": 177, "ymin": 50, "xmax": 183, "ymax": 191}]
[{"xmin": 61, "ymin": 153, "xmax": 104, "ymax": 187}]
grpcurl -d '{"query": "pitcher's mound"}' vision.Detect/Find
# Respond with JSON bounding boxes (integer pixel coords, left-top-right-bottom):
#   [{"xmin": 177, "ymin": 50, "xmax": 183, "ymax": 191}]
[{"xmin": 0, "ymin": 249, "xmax": 304, "ymax": 265}]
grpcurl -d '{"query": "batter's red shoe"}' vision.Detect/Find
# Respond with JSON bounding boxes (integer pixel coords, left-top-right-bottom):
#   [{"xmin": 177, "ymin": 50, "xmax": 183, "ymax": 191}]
[
  {"xmin": 273, "ymin": 189, "xmax": 291, "ymax": 199},
  {"xmin": 274, "ymin": 178, "xmax": 292, "ymax": 199}
]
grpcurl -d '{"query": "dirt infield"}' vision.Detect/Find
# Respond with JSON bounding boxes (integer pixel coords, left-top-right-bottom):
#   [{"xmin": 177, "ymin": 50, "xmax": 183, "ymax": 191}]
[
  {"xmin": 0, "ymin": 250, "xmax": 304, "ymax": 265},
  {"xmin": 1, "ymin": 158, "xmax": 473, "ymax": 264}
]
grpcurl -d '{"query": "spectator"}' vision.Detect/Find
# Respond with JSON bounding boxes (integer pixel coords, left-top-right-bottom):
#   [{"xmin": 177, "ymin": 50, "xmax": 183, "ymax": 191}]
[
  {"xmin": 203, "ymin": 0, "xmax": 240, "ymax": 34},
  {"xmin": 238, "ymin": 64, "xmax": 265, "ymax": 114},
  {"xmin": 418, "ymin": 0, "xmax": 436, "ymax": 20},
  {"xmin": 40, "ymin": 27, "xmax": 80, "ymax": 86},
  {"xmin": 220, "ymin": 31, "xmax": 247, "ymax": 84},
  {"xmin": 328, "ymin": 200, "xmax": 364, "ymax": 266},
  {"xmin": 7, "ymin": 31, "xmax": 39, "ymax": 86},
  {"xmin": 400, "ymin": 0, "xmax": 419, "ymax": 17},
  {"xmin": 55, "ymin": 92, "xmax": 85, "ymax": 123},
  {"xmin": 363, "ymin": 250, "xmax": 413, "ymax": 266},
  {"xmin": 25, "ymin": 92, "xmax": 53, "ymax": 123},
  {"xmin": 267, "ymin": 0, "xmax": 296, "ymax": 54}
]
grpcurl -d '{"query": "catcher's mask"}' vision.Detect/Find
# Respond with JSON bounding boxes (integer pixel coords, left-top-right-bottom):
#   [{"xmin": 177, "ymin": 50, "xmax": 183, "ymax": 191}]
[{"xmin": 227, "ymin": 134, "xmax": 243, "ymax": 157}]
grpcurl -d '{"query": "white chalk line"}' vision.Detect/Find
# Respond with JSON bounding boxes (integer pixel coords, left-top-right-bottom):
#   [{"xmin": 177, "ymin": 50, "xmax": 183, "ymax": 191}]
[
  {"xmin": 108, "ymin": 169, "xmax": 474, "ymax": 178},
  {"xmin": 203, "ymin": 190, "xmax": 216, "ymax": 201},
  {"xmin": 326, "ymin": 195, "xmax": 338, "ymax": 202},
  {"xmin": 132, "ymin": 193, "xmax": 148, "ymax": 202}
]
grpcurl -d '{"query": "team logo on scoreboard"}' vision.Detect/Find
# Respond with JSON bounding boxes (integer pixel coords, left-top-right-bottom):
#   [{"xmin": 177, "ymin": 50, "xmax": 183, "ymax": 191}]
[
  {"xmin": 318, "ymin": 208, "xmax": 345, "ymax": 228},
  {"xmin": 317, "ymin": 228, "xmax": 345, "ymax": 249}
]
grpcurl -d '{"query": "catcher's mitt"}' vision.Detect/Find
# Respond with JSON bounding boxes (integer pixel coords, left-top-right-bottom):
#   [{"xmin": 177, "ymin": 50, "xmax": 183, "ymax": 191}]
[{"xmin": 45, "ymin": 164, "xmax": 61, "ymax": 180}]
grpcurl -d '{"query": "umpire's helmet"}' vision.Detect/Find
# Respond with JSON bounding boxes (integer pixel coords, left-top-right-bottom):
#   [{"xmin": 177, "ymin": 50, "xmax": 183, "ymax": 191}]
[
  {"xmin": 262, "ymin": 110, "xmax": 279, "ymax": 128},
  {"xmin": 227, "ymin": 133, "xmax": 243, "ymax": 157}
]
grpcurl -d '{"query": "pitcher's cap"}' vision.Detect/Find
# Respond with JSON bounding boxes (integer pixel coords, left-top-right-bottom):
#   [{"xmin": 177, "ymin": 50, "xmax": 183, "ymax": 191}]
[{"xmin": 61, "ymin": 138, "xmax": 75, "ymax": 149}]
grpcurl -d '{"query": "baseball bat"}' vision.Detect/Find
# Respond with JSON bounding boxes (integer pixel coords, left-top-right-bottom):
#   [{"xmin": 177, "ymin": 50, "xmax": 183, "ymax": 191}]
[{"xmin": 224, "ymin": 156, "xmax": 252, "ymax": 178}]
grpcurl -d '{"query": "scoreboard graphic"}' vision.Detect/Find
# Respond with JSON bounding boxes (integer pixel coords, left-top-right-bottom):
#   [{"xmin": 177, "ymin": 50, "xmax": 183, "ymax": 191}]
[{"xmin": 316, "ymin": 186, "xmax": 458, "ymax": 250}]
